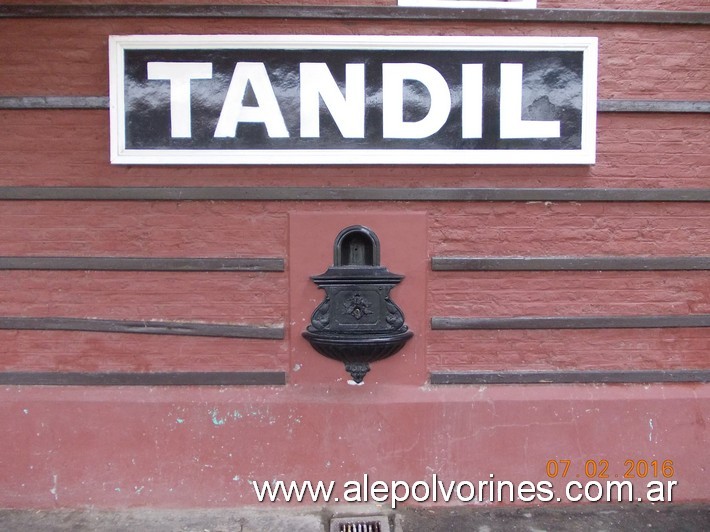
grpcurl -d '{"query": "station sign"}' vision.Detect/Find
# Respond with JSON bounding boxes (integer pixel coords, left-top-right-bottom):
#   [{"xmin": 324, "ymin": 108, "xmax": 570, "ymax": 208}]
[{"xmin": 109, "ymin": 35, "xmax": 598, "ymax": 165}]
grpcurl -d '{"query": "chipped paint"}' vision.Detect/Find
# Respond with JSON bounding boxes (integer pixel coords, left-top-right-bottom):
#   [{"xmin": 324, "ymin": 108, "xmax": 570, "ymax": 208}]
[
  {"xmin": 209, "ymin": 408, "xmax": 226, "ymax": 426},
  {"xmin": 49, "ymin": 474, "xmax": 58, "ymax": 501},
  {"xmin": 209, "ymin": 408, "xmax": 244, "ymax": 426}
]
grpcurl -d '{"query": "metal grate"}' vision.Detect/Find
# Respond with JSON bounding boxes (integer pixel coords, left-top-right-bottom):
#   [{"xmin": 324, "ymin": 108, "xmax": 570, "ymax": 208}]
[
  {"xmin": 337, "ymin": 522, "xmax": 381, "ymax": 532},
  {"xmin": 330, "ymin": 516, "xmax": 390, "ymax": 532}
]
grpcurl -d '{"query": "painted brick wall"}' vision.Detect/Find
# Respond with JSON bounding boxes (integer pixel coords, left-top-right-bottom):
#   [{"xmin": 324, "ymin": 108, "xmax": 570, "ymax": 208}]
[
  {"xmin": 1, "ymin": 14, "xmax": 709, "ymax": 375},
  {"xmin": 2, "ymin": 112, "xmax": 709, "ymax": 189},
  {"xmin": 2, "ymin": 20, "xmax": 708, "ymax": 101},
  {"xmin": 0, "ymin": 200, "xmax": 288, "ymax": 372},
  {"xmin": 0, "ymin": 4, "xmax": 708, "ymax": 511},
  {"xmin": 428, "ymin": 272, "xmax": 709, "ymax": 371},
  {"xmin": 429, "ymin": 203, "xmax": 710, "ymax": 256},
  {"xmin": 0, "ymin": 0, "xmax": 707, "ymax": 11}
]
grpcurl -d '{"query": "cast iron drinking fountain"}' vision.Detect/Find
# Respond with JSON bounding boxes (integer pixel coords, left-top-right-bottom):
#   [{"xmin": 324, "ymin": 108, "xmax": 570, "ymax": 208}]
[{"xmin": 302, "ymin": 225, "xmax": 413, "ymax": 384}]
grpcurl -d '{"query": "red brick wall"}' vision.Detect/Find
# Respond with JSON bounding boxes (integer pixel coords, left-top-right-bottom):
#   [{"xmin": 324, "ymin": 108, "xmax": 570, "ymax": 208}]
[
  {"xmin": 2, "ymin": 19, "xmax": 708, "ymax": 101},
  {"xmin": 0, "ymin": 199, "xmax": 288, "ymax": 372},
  {"xmin": 1, "ymin": 14, "xmax": 709, "ymax": 376},
  {"xmin": 1, "ymin": 4, "xmax": 709, "ymax": 511},
  {"xmin": 2, "ymin": 112, "xmax": 709, "ymax": 189},
  {"xmin": 0, "ymin": 0, "xmax": 707, "ymax": 11}
]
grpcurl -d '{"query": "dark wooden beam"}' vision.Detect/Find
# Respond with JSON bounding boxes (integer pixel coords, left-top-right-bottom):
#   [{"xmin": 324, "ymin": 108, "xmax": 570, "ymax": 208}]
[
  {"xmin": 432, "ymin": 256, "xmax": 710, "ymax": 271},
  {"xmin": 0, "ymin": 371, "xmax": 287, "ymax": 386},
  {"xmin": 2, "ymin": 187, "xmax": 709, "ymax": 202},
  {"xmin": 0, "ymin": 316, "xmax": 284, "ymax": 339},
  {"xmin": 432, "ymin": 314, "xmax": 710, "ymax": 330},
  {"xmin": 0, "ymin": 96, "xmax": 108, "ymax": 109},
  {"xmin": 430, "ymin": 369, "xmax": 710, "ymax": 385},
  {"xmin": 597, "ymin": 100, "xmax": 710, "ymax": 113},
  {"xmin": 2, "ymin": 97, "xmax": 709, "ymax": 113},
  {"xmin": 0, "ymin": 256, "xmax": 284, "ymax": 272},
  {"xmin": 0, "ymin": 5, "xmax": 707, "ymax": 25}
]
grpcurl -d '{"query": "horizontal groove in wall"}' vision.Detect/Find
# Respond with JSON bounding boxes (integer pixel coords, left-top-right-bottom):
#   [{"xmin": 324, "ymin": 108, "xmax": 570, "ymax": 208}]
[
  {"xmin": 2, "ymin": 187, "xmax": 709, "ymax": 202},
  {"xmin": 432, "ymin": 314, "xmax": 710, "ymax": 330},
  {"xmin": 0, "ymin": 317, "xmax": 284, "ymax": 340},
  {"xmin": 432, "ymin": 256, "xmax": 710, "ymax": 271},
  {"xmin": 0, "ymin": 256, "xmax": 284, "ymax": 272},
  {"xmin": 0, "ymin": 5, "xmax": 707, "ymax": 25},
  {"xmin": 430, "ymin": 370, "xmax": 710, "ymax": 385},
  {"xmin": 0, "ymin": 96, "xmax": 108, "ymax": 110},
  {"xmin": 2, "ymin": 97, "xmax": 708, "ymax": 113},
  {"xmin": 597, "ymin": 100, "xmax": 710, "ymax": 113},
  {"xmin": 0, "ymin": 371, "xmax": 287, "ymax": 386}
]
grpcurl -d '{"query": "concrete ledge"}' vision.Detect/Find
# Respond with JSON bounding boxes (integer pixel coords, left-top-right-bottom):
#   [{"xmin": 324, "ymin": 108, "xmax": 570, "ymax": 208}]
[
  {"xmin": 1, "ymin": 504, "xmax": 708, "ymax": 531},
  {"xmin": 2, "ymin": 385, "xmax": 708, "ymax": 507},
  {"xmin": 0, "ymin": 508, "xmax": 322, "ymax": 532},
  {"xmin": 398, "ymin": 504, "xmax": 710, "ymax": 531}
]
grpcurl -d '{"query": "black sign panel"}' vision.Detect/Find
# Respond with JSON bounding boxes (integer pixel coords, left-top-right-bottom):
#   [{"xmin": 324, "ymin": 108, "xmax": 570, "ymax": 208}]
[{"xmin": 109, "ymin": 35, "xmax": 598, "ymax": 165}]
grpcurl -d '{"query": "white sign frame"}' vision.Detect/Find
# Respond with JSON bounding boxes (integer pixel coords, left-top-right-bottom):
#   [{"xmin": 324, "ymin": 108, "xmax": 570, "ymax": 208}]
[{"xmin": 109, "ymin": 35, "xmax": 598, "ymax": 165}]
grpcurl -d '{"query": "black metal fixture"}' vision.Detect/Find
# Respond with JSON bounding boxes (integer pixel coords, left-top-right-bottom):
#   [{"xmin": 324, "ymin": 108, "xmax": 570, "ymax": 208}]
[{"xmin": 302, "ymin": 225, "xmax": 413, "ymax": 384}]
